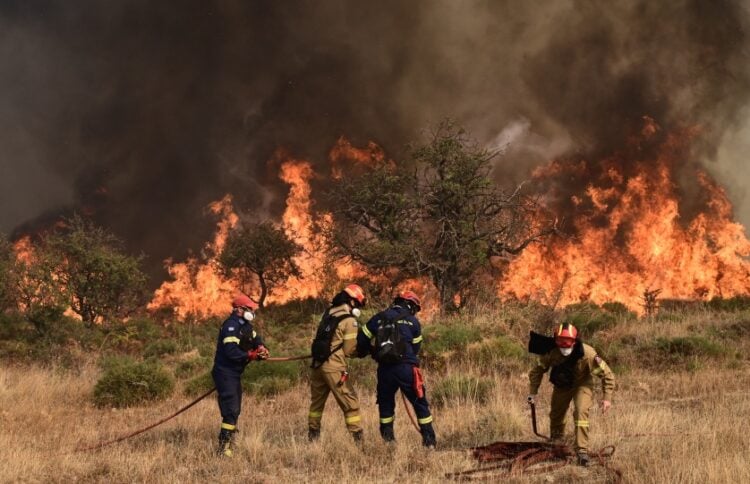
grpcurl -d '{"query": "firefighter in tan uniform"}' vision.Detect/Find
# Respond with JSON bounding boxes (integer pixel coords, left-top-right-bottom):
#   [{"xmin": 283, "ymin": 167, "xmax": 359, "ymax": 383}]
[
  {"xmin": 308, "ymin": 284, "xmax": 366, "ymax": 442},
  {"xmin": 527, "ymin": 323, "xmax": 615, "ymax": 466}
]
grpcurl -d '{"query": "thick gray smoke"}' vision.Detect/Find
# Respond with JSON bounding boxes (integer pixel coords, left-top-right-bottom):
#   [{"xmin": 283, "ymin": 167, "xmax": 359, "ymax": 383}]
[{"xmin": 2, "ymin": 0, "xmax": 749, "ymax": 281}]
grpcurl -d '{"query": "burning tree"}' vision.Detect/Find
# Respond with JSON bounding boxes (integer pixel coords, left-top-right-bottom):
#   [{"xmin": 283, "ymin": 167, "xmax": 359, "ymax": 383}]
[
  {"xmin": 46, "ymin": 215, "xmax": 147, "ymax": 325},
  {"xmin": 0, "ymin": 236, "xmax": 19, "ymax": 311},
  {"xmin": 329, "ymin": 122, "xmax": 552, "ymax": 310},
  {"xmin": 217, "ymin": 221, "xmax": 303, "ymax": 308}
]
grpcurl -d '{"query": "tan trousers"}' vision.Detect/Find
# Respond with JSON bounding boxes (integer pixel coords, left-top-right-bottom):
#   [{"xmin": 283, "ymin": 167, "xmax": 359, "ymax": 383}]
[
  {"xmin": 308, "ymin": 369, "xmax": 362, "ymax": 433},
  {"xmin": 549, "ymin": 385, "xmax": 593, "ymax": 452}
]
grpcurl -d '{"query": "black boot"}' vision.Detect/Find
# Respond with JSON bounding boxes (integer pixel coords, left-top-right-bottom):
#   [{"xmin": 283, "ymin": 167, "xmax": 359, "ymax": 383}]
[
  {"xmin": 379, "ymin": 424, "xmax": 395, "ymax": 442},
  {"xmin": 217, "ymin": 429, "xmax": 235, "ymax": 457},
  {"xmin": 351, "ymin": 431, "xmax": 363, "ymax": 444},
  {"xmin": 577, "ymin": 450, "xmax": 590, "ymax": 467},
  {"xmin": 420, "ymin": 423, "xmax": 436, "ymax": 448},
  {"xmin": 308, "ymin": 428, "xmax": 320, "ymax": 442}
]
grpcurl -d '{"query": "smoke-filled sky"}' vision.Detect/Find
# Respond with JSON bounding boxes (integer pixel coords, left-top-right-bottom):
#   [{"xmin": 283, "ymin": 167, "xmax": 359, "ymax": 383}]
[{"xmin": 2, "ymin": 0, "xmax": 750, "ymax": 281}]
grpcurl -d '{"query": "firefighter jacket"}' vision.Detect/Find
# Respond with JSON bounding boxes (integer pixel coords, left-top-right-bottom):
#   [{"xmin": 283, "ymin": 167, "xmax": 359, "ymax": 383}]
[
  {"xmin": 317, "ymin": 303, "xmax": 360, "ymax": 373},
  {"xmin": 357, "ymin": 305, "xmax": 423, "ymax": 366},
  {"xmin": 528, "ymin": 342, "xmax": 615, "ymax": 401},
  {"xmin": 212, "ymin": 313, "xmax": 264, "ymax": 375}
]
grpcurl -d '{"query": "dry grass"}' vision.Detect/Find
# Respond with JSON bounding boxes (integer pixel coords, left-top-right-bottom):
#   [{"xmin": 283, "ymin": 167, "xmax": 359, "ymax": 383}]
[{"xmin": 2, "ymin": 309, "xmax": 750, "ymax": 483}]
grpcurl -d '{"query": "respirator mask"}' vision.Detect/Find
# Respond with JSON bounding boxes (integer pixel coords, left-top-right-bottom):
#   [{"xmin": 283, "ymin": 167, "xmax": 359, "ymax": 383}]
[
  {"xmin": 351, "ymin": 307, "xmax": 361, "ymax": 318},
  {"xmin": 559, "ymin": 347, "xmax": 573, "ymax": 356},
  {"xmin": 243, "ymin": 310, "xmax": 255, "ymax": 322}
]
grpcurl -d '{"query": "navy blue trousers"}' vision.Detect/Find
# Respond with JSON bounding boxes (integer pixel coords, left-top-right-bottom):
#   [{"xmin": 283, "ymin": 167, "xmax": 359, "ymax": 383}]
[
  {"xmin": 376, "ymin": 363, "xmax": 432, "ymax": 425},
  {"xmin": 212, "ymin": 369, "xmax": 242, "ymax": 427}
]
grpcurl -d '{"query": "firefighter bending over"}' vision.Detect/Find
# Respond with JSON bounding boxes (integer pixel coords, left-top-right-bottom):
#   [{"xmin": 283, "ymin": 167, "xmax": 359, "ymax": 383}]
[
  {"xmin": 308, "ymin": 284, "xmax": 367, "ymax": 442},
  {"xmin": 357, "ymin": 291, "xmax": 436, "ymax": 448},
  {"xmin": 211, "ymin": 294, "xmax": 269, "ymax": 457},
  {"xmin": 527, "ymin": 323, "xmax": 615, "ymax": 466}
]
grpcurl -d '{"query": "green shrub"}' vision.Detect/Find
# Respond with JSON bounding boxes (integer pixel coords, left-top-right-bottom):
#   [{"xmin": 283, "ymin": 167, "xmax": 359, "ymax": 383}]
[
  {"xmin": 175, "ymin": 356, "xmax": 211, "ymax": 379},
  {"xmin": 143, "ymin": 339, "xmax": 179, "ymax": 358},
  {"xmin": 242, "ymin": 360, "xmax": 302, "ymax": 391},
  {"xmin": 601, "ymin": 301, "xmax": 636, "ymax": 318},
  {"xmin": 423, "ymin": 323, "xmax": 482, "ymax": 354},
  {"xmin": 653, "ymin": 336, "xmax": 723, "ymax": 358},
  {"xmin": 563, "ymin": 302, "xmax": 617, "ymax": 336},
  {"xmin": 463, "ymin": 336, "xmax": 526, "ymax": 367},
  {"xmin": 184, "ymin": 371, "xmax": 214, "ymax": 397},
  {"xmin": 130, "ymin": 317, "xmax": 163, "ymax": 341},
  {"xmin": 247, "ymin": 376, "xmax": 297, "ymax": 397},
  {"xmin": 706, "ymin": 296, "xmax": 750, "ymax": 312},
  {"xmin": 431, "ymin": 375, "xmax": 493, "ymax": 408},
  {"xmin": 93, "ymin": 357, "xmax": 174, "ymax": 407}
]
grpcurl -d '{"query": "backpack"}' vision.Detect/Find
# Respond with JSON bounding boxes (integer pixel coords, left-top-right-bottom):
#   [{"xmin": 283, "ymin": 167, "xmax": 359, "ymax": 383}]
[
  {"xmin": 310, "ymin": 310, "xmax": 350, "ymax": 369},
  {"xmin": 373, "ymin": 309, "xmax": 409, "ymax": 364}
]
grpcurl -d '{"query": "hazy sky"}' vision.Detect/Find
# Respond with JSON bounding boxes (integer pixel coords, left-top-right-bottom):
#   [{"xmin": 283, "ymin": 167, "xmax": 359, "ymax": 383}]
[{"xmin": 2, "ymin": 0, "xmax": 749, "ymax": 278}]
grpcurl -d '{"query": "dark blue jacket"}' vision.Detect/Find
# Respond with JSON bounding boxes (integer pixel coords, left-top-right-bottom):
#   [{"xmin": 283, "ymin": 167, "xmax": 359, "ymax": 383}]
[
  {"xmin": 357, "ymin": 304, "xmax": 423, "ymax": 366},
  {"xmin": 212, "ymin": 313, "xmax": 264, "ymax": 375}
]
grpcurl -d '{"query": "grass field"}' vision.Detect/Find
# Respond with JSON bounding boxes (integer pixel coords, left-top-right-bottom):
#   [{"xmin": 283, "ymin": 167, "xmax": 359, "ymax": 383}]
[{"xmin": 2, "ymin": 308, "xmax": 750, "ymax": 483}]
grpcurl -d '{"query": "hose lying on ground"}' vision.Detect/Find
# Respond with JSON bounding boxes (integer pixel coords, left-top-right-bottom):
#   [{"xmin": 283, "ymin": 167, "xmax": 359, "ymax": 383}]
[{"xmin": 76, "ymin": 354, "xmax": 310, "ymax": 452}]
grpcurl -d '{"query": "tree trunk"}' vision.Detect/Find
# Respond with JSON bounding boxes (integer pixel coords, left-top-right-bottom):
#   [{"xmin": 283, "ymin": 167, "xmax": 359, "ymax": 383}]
[{"xmin": 258, "ymin": 273, "xmax": 268, "ymax": 308}]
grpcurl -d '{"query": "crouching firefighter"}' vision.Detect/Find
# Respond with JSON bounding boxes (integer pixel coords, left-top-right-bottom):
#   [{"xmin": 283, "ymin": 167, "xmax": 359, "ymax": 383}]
[
  {"xmin": 308, "ymin": 284, "xmax": 366, "ymax": 443},
  {"xmin": 357, "ymin": 291, "xmax": 436, "ymax": 448},
  {"xmin": 527, "ymin": 323, "xmax": 615, "ymax": 466},
  {"xmin": 211, "ymin": 294, "xmax": 269, "ymax": 457}
]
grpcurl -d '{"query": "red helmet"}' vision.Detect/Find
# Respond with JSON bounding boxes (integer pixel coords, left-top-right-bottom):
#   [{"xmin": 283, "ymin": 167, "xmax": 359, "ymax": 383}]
[
  {"xmin": 398, "ymin": 290, "xmax": 422, "ymax": 312},
  {"xmin": 554, "ymin": 323, "xmax": 578, "ymax": 348},
  {"xmin": 232, "ymin": 294, "xmax": 258, "ymax": 310},
  {"xmin": 343, "ymin": 284, "xmax": 366, "ymax": 306}
]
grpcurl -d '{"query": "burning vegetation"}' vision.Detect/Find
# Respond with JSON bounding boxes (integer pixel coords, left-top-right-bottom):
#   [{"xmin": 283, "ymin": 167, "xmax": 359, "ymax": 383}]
[{"xmin": 501, "ymin": 118, "xmax": 750, "ymax": 312}]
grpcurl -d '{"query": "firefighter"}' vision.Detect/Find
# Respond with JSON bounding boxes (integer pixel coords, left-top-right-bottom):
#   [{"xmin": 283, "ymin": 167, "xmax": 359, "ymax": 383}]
[
  {"xmin": 357, "ymin": 291, "xmax": 436, "ymax": 448},
  {"xmin": 211, "ymin": 294, "xmax": 269, "ymax": 457},
  {"xmin": 308, "ymin": 284, "xmax": 367, "ymax": 442},
  {"xmin": 527, "ymin": 323, "xmax": 615, "ymax": 466}
]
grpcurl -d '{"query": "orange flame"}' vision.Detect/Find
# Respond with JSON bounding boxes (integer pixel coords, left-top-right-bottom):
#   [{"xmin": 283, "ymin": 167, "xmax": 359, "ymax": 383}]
[
  {"xmin": 147, "ymin": 195, "xmax": 238, "ymax": 320},
  {"xmin": 12, "ymin": 236, "xmax": 34, "ymax": 264},
  {"xmin": 501, "ymin": 125, "xmax": 750, "ymax": 312}
]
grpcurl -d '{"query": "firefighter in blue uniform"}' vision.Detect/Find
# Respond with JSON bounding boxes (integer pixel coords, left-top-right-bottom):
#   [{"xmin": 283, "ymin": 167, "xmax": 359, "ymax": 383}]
[
  {"xmin": 357, "ymin": 290, "xmax": 436, "ymax": 447},
  {"xmin": 211, "ymin": 294, "xmax": 269, "ymax": 457}
]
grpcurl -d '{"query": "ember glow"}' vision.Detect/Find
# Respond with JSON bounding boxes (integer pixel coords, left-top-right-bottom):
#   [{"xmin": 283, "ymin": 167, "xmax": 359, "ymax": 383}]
[{"xmin": 500, "ymin": 121, "xmax": 750, "ymax": 312}]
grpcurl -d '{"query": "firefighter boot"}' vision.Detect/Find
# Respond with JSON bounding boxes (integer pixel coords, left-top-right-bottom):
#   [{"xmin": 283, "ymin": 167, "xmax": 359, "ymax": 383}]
[
  {"xmin": 420, "ymin": 423, "xmax": 437, "ymax": 448},
  {"xmin": 577, "ymin": 450, "xmax": 590, "ymax": 467},
  {"xmin": 217, "ymin": 429, "xmax": 235, "ymax": 457},
  {"xmin": 351, "ymin": 430, "xmax": 363, "ymax": 445},
  {"xmin": 308, "ymin": 428, "xmax": 320, "ymax": 442},
  {"xmin": 380, "ymin": 423, "xmax": 395, "ymax": 443}
]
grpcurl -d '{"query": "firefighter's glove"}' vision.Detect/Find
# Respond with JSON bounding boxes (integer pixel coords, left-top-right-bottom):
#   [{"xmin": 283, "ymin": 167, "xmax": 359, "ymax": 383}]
[
  {"xmin": 248, "ymin": 345, "xmax": 270, "ymax": 361},
  {"xmin": 527, "ymin": 394, "xmax": 536, "ymax": 405}
]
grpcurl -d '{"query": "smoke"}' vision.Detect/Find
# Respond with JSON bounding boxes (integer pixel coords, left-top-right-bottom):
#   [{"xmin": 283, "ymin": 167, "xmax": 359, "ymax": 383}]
[{"xmin": 2, "ymin": 0, "xmax": 750, "ymax": 281}]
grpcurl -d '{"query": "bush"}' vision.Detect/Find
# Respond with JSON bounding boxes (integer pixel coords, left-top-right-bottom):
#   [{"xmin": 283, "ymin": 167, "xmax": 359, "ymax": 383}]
[
  {"xmin": 175, "ymin": 356, "xmax": 211, "ymax": 379},
  {"xmin": 130, "ymin": 317, "xmax": 163, "ymax": 342},
  {"xmin": 182, "ymin": 360, "xmax": 302, "ymax": 398},
  {"xmin": 431, "ymin": 375, "xmax": 493, "ymax": 408},
  {"xmin": 93, "ymin": 357, "xmax": 174, "ymax": 407},
  {"xmin": 463, "ymin": 336, "xmax": 526, "ymax": 368},
  {"xmin": 706, "ymin": 296, "xmax": 750, "ymax": 312},
  {"xmin": 143, "ymin": 339, "xmax": 179, "ymax": 358},
  {"xmin": 184, "ymin": 371, "xmax": 214, "ymax": 397},
  {"xmin": 653, "ymin": 336, "xmax": 723, "ymax": 359},
  {"xmin": 563, "ymin": 302, "xmax": 617, "ymax": 336},
  {"xmin": 423, "ymin": 322, "xmax": 482, "ymax": 354}
]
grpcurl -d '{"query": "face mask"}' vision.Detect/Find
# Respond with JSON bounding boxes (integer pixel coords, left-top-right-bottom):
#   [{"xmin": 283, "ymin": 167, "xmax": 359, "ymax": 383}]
[
  {"xmin": 243, "ymin": 310, "xmax": 255, "ymax": 322},
  {"xmin": 559, "ymin": 347, "xmax": 573, "ymax": 356},
  {"xmin": 351, "ymin": 307, "xmax": 361, "ymax": 318}
]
